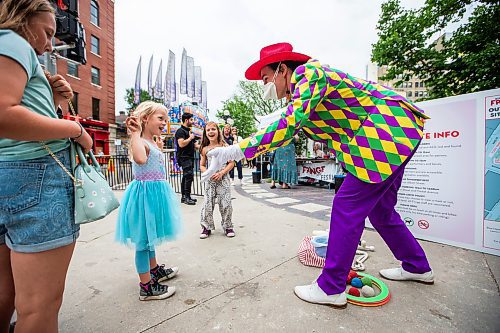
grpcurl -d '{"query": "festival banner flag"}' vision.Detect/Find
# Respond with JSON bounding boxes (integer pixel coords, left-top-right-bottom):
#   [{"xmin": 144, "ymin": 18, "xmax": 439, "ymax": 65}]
[
  {"xmin": 154, "ymin": 60, "xmax": 163, "ymax": 99},
  {"xmin": 202, "ymin": 81, "xmax": 207, "ymax": 109},
  {"xmin": 187, "ymin": 56, "xmax": 195, "ymax": 98},
  {"xmin": 164, "ymin": 62, "xmax": 169, "ymax": 107},
  {"xmin": 170, "ymin": 50, "xmax": 176, "ymax": 104},
  {"xmin": 133, "ymin": 56, "xmax": 141, "ymax": 104},
  {"xmin": 180, "ymin": 49, "xmax": 187, "ymax": 95},
  {"xmin": 165, "ymin": 50, "xmax": 176, "ymax": 107},
  {"xmin": 194, "ymin": 66, "xmax": 202, "ymax": 103},
  {"xmin": 147, "ymin": 55, "xmax": 154, "ymax": 96}
]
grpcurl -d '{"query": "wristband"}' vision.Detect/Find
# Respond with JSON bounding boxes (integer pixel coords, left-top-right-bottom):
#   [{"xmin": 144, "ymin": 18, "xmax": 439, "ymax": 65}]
[{"xmin": 72, "ymin": 122, "xmax": 84, "ymax": 140}]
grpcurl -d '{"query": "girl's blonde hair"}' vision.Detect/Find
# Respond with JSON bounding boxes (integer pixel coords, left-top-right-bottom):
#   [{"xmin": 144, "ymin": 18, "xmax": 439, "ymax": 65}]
[
  {"xmin": 0, "ymin": 0, "xmax": 55, "ymax": 40},
  {"xmin": 200, "ymin": 121, "xmax": 224, "ymax": 152},
  {"xmin": 128, "ymin": 101, "xmax": 168, "ymax": 160},
  {"xmin": 129, "ymin": 101, "xmax": 169, "ymax": 136}
]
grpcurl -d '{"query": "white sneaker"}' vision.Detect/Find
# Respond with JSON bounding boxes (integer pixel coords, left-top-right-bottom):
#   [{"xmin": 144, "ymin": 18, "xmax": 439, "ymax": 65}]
[
  {"xmin": 230, "ymin": 180, "xmax": 235, "ymax": 186},
  {"xmin": 379, "ymin": 267, "xmax": 434, "ymax": 284},
  {"xmin": 294, "ymin": 282, "xmax": 347, "ymax": 308}
]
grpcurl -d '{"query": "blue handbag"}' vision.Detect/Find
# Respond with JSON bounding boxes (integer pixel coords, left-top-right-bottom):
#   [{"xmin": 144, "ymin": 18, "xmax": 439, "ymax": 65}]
[
  {"xmin": 43, "ymin": 142, "xmax": 120, "ymax": 224},
  {"xmin": 71, "ymin": 143, "xmax": 120, "ymax": 224}
]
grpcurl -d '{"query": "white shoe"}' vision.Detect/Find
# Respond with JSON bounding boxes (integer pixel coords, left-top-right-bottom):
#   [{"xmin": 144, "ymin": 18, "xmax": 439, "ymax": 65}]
[
  {"xmin": 230, "ymin": 180, "xmax": 235, "ymax": 186},
  {"xmin": 294, "ymin": 282, "xmax": 347, "ymax": 308},
  {"xmin": 379, "ymin": 267, "xmax": 434, "ymax": 284}
]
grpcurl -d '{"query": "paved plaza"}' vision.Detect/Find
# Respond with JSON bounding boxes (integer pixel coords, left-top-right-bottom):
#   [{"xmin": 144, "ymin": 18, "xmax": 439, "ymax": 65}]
[{"xmin": 59, "ymin": 174, "xmax": 500, "ymax": 332}]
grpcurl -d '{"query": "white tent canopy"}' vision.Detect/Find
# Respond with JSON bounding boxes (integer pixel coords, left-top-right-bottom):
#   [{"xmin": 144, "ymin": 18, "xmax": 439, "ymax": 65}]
[{"xmin": 256, "ymin": 107, "xmax": 286, "ymax": 131}]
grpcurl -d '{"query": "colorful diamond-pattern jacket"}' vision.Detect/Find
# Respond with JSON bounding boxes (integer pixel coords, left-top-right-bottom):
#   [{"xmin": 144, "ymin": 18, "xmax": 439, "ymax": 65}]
[{"xmin": 238, "ymin": 59, "xmax": 430, "ymax": 184}]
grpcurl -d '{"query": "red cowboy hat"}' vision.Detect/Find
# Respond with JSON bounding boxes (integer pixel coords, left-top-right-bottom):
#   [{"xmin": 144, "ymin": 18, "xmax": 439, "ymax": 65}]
[{"xmin": 245, "ymin": 42, "xmax": 311, "ymax": 80}]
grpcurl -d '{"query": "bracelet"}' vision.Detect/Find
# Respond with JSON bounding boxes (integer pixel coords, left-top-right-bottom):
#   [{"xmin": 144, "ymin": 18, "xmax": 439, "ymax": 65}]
[{"xmin": 72, "ymin": 122, "xmax": 84, "ymax": 140}]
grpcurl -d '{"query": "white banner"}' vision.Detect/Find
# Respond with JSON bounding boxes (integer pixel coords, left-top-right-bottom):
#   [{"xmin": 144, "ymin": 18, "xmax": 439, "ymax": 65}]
[
  {"xmin": 201, "ymin": 81, "xmax": 207, "ymax": 109},
  {"xmin": 133, "ymin": 56, "xmax": 141, "ymax": 104},
  {"xmin": 180, "ymin": 49, "xmax": 187, "ymax": 95},
  {"xmin": 194, "ymin": 66, "xmax": 202, "ymax": 103},
  {"xmin": 165, "ymin": 50, "xmax": 176, "ymax": 107},
  {"xmin": 147, "ymin": 55, "xmax": 153, "ymax": 96},
  {"xmin": 297, "ymin": 160, "xmax": 338, "ymax": 183},
  {"xmin": 366, "ymin": 89, "xmax": 500, "ymax": 256},
  {"xmin": 186, "ymin": 56, "xmax": 194, "ymax": 98},
  {"xmin": 153, "ymin": 60, "xmax": 162, "ymax": 99}
]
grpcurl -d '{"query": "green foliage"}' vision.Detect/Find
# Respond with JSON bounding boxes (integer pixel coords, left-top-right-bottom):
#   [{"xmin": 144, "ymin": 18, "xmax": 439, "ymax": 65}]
[
  {"xmin": 237, "ymin": 81, "xmax": 284, "ymax": 117},
  {"xmin": 125, "ymin": 88, "xmax": 163, "ymax": 111},
  {"xmin": 216, "ymin": 96, "xmax": 256, "ymax": 138},
  {"xmin": 216, "ymin": 80, "xmax": 287, "ymax": 137},
  {"xmin": 372, "ymin": 0, "xmax": 500, "ymax": 100},
  {"xmin": 294, "ymin": 131, "xmax": 308, "ymax": 157}
]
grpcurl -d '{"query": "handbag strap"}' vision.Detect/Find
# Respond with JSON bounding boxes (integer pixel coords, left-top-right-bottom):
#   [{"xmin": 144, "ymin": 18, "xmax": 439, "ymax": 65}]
[
  {"xmin": 41, "ymin": 99, "xmax": 81, "ymax": 186},
  {"xmin": 42, "ymin": 142, "xmax": 80, "ymax": 185}
]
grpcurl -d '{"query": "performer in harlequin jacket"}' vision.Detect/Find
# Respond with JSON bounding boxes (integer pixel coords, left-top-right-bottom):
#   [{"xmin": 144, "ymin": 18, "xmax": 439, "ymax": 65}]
[{"xmin": 203, "ymin": 42, "xmax": 434, "ymax": 307}]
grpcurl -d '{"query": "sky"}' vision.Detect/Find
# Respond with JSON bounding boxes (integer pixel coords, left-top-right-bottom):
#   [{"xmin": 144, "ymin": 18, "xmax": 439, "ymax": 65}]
[{"xmin": 114, "ymin": 0, "xmax": 424, "ymax": 119}]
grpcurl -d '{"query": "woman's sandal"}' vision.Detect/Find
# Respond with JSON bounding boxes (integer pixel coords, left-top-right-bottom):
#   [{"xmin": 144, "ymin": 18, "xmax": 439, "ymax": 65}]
[{"xmin": 270, "ymin": 185, "xmax": 277, "ymax": 189}]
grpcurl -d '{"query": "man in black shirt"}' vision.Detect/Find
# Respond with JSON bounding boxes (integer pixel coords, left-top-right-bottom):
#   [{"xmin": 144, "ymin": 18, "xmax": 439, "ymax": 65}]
[{"xmin": 175, "ymin": 113, "xmax": 199, "ymax": 205}]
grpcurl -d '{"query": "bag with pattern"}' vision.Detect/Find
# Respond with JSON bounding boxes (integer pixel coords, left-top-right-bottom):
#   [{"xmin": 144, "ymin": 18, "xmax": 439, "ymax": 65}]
[
  {"xmin": 43, "ymin": 142, "xmax": 119, "ymax": 224},
  {"xmin": 71, "ymin": 143, "xmax": 120, "ymax": 224}
]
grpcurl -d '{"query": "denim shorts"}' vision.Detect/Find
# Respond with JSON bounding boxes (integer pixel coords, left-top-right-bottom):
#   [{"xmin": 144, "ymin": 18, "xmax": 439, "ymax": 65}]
[{"xmin": 0, "ymin": 147, "xmax": 79, "ymax": 253}]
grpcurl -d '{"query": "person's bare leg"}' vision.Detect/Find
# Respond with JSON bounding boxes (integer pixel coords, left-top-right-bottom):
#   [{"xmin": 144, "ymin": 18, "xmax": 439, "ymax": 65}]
[
  {"xmin": 0, "ymin": 245, "xmax": 15, "ymax": 333},
  {"xmin": 149, "ymin": 256, "xmax": 158, "ymax": 270},
  {"xmin": 138, "ymin": 272, "xmax": 151, "ymax": 284},
  {"xmin": 11, "ymin": 242, "xmax": 75, "ymax": 333}
]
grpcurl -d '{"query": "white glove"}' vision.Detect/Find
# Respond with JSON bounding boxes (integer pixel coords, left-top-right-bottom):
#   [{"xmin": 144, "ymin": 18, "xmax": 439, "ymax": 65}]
[{"xmin": 201, "ymin": 145, "xmax": 245, "ymax": 182}]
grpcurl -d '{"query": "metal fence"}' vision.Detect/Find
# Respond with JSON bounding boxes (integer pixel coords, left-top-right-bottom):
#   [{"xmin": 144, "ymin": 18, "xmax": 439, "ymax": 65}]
[{"xmin": 96, "ymin": 151, "xmax": 205, "ymax": 196}]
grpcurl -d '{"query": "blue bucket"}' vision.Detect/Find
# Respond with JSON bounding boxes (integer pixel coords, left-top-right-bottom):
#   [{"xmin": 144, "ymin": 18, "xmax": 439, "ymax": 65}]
[{"xmin": 311, "ymin": 235, "xmax": 329, "ymax": 258}]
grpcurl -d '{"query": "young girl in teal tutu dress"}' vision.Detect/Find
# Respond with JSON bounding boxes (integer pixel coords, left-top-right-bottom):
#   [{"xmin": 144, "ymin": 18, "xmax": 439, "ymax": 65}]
[{"xmin": 116, "ymin": 101, "xmax": 182, "ymax": 301}]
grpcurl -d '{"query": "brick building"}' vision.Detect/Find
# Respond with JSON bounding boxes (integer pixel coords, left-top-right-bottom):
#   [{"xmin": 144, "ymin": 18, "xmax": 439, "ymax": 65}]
[{"xmin": 57, "ymin": 0, "xmax": 116, "ymax": 154}]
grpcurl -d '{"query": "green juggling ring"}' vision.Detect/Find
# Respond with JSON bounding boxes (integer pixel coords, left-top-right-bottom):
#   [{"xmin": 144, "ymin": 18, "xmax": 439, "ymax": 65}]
[{"xmin": 346, "ymin": 272, "xmax": 390, "ymax": 306}]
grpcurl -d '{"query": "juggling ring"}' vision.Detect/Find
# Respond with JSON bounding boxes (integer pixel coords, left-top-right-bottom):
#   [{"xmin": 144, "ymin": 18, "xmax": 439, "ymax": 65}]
[{"xmin": 346, "ymin": 272, "xmax": 390, "ymax": 307}]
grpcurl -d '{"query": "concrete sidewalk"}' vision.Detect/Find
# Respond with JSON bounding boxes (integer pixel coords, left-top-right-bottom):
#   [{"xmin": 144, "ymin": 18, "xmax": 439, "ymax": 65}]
[{"xmin": 59, "ymin": 184, "xmax": 500, "ymax": 332}]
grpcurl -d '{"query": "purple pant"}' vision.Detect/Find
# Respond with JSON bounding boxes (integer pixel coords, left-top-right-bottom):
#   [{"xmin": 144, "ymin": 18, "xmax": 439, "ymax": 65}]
[{"xmin": 317, "ymin": 159, "xmax": 431, "ymax": 295}]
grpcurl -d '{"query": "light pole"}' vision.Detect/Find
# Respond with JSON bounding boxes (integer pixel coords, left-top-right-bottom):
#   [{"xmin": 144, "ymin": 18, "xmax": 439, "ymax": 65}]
[{"xmin": 221, "ymin": 109, "xmax": 233, "ymax": 125}]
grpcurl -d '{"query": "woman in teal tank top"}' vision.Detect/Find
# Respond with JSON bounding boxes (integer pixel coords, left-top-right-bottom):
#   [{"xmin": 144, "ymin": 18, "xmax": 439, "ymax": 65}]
[{"xmin": 0, "ymin": 1, "xmax": 93, "ymax": 331}]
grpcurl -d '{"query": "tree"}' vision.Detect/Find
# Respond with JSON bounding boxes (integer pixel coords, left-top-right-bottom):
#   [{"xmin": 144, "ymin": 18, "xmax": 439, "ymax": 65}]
[
  {"xmin": 216, "ymin": 80, "xmax": 289, "ymax": 137},
  {"xmin": 216, "ymin": 96, "xmax": 257, "ymax": 138},
  {"xmin": 237, "ymin": 81, "xmax": 285, "ymax": 117},
  {"xmin": 124, "ymin": 88, "xmax": 163, "ymax": 111},
  {"xmin": 371, "ymin": 0, "xmax": 499, "ymax": 100}
]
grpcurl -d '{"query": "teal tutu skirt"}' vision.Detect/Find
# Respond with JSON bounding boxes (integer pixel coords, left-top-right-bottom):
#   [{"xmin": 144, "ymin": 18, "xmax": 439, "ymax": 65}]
[{"xmin": 115, "ymin": 180, "xmax": 182, "ymax": 251}]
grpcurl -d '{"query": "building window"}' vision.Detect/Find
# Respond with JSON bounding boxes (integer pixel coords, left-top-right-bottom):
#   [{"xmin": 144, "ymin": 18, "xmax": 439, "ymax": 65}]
[
  {"xmin": 90, "ymin": 0, "xmax": 99, "ymax": 26},
  {"xmin": 408, "ymin": 82, "xmax": 412, "ymax": 88},
  {"xmin": 91, "ymin": 66, "xmax": 100, "ymax": 85},
  {"xmin": 90, "ymin": 35, "xmax": 100, "ymax": 55},
  {"xmin": 421, "ymin": 82, "xmax": 425, "ymax": 88},
  {"xmin": 69, "ymin": 92, "xmax": 78, "ymax": 114},
  {"xmin": 92, "ymin": 97, "xmax": 100, "ymax": 120},
  {"xmin": 415, "ymin": 82, "xmax": 419, "ymax": 88},
  {"xmin": 407, "ymin": 91, "xmax": 412, "ymax": 97},
  {"xmin": 67, "ymin": 62, "xmax": 78, "ymax": 77}
]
